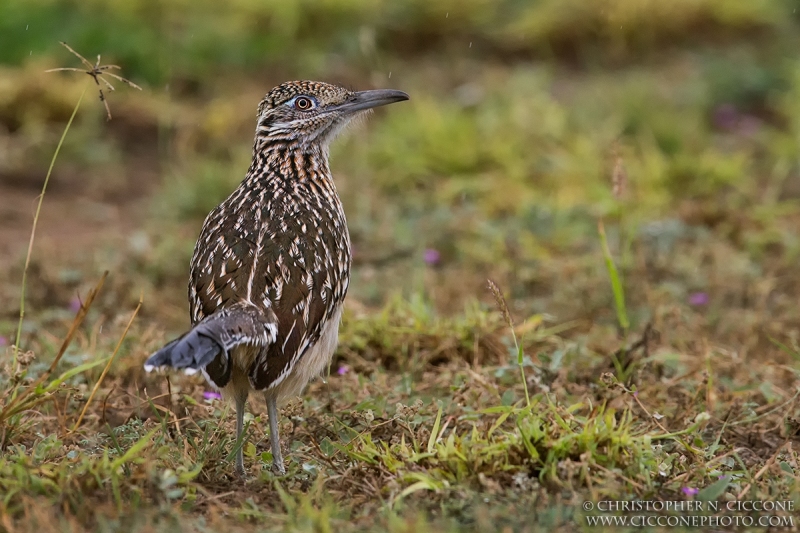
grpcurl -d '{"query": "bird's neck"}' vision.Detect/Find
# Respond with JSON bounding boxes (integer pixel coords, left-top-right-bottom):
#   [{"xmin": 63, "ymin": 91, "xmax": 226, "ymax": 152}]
[{"xmin": 247, "ymin": 139, "xmax": 337, "ymax": 197}]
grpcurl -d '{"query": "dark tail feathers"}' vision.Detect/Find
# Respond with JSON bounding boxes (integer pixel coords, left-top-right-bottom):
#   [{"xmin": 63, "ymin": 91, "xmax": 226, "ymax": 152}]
[{"xmin": 144, "ymin": 302, "xmax": 278, "ymax": 377}]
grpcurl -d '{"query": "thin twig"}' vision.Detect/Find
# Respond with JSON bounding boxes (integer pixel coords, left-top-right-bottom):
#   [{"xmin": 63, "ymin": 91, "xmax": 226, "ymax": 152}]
[
  {"xmin": 632, "ymin": 394, "xmax": 669, "ymax": 434},
  {"xmin": 13, "ymin": 87, "xmax": 87, "ymax": 365}
]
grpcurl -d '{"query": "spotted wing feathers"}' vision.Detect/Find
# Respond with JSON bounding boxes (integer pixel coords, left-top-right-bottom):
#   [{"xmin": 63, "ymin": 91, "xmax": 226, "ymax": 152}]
[{"xmin": 144, "ymin": 302, "xmax": 278, "ymax": 387}]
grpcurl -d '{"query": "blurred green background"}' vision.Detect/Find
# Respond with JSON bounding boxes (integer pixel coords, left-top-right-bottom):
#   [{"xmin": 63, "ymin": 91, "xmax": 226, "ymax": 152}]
[{"xmin": 2, "ymin": 0, "xmax": 800, "ymax": 345}]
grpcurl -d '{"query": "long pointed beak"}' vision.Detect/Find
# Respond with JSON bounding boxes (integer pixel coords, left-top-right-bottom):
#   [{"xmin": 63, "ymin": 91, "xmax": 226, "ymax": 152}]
[{"xmin": 335, "ymin": 89, "xmax": 409, "ymax": 114}]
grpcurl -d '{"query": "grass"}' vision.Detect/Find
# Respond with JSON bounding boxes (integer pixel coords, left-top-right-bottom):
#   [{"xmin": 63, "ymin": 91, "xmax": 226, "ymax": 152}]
[
  {"xmin": 2, "ymin": 0, "xmax": 800, "ymax": 531},
  {"xmin": 12, "ymin": 85, "xmax": 86, "ymax": 365}
]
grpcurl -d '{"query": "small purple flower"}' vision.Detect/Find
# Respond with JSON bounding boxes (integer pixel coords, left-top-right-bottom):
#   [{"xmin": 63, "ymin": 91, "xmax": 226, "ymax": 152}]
[
  {"xmin": 633, "ymin": 391, "xmax": 639, "ymax": 398},
  {"xmin": 688, "ymin": 292, "xmax": 709, "ymax": 306},
  {"xmin": 203, "ymin": 391, "xmax": 222, "ymax": 400},
  {"xmin": 337, "ymin": 365, "xmax": 350, "ymax": 376},
  {"xmin": 0, "ymin": 336, "xmax": 7, "ymax": 347},
  {"xmin": 682, "ymin": 486, "xmax": 699, "ymax": 496},
  {"xmin": 69, "ymin": 297, "xmax": 82, "ymax": 313},
  {"xmin": 423, "ymin": 248, "xmax": 441, "ymax": 266}
]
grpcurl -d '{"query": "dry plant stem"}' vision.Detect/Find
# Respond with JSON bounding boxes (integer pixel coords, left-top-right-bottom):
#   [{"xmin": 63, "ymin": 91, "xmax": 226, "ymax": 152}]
[
  {"xmin": 46, "ymin": 41, "xmax": 142, "ymax": 120},
  {"xmin": 71, "ymin": 292, "xmax": 144, "ymax": 432},
  {"xmin": 592, "ymin": 462, "xmax": 645, "ymax": 491},
  {"xmin": 6, "ymin": 272, "xmax": 107, "ymax": 409},
  {"xmin": 728, "ymin": 388, "xmax": 800, "ymax": 426},
  {"xmin": 633, "ymin": 392, "xmax": 702, "ymax": 455},
  {"xmin": 13, "ymin": 87, "xmax": 87, "ymax": 366},
  {"xmin": 487, "ymin": 279, "xmax": 530, "ymax": 406},
  {"xmin": 14, "ymin": 43, "xmax": 141, "ymax": 356},
  {"xmin": 632, "ymin": 394, "xmax": 669, "ymax": 434},
  {"xmin": 736, "ymin": 440, "xmax": 789, "ymax": 500}
]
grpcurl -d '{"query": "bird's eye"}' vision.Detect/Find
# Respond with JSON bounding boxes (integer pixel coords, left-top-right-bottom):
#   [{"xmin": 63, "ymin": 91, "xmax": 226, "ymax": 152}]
[{"xmin": 293, "ymin": 96, "xmax": 315, "ymax": 111}]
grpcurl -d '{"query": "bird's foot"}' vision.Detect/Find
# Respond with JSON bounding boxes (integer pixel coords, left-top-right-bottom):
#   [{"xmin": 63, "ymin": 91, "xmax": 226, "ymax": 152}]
[
  {"xmin": 235, "ymin": 457, "xmax": 247, "ymax": 478},
  {"xmin": 271, "ymin": 461, "xmax": 286, "ymax": 476}
]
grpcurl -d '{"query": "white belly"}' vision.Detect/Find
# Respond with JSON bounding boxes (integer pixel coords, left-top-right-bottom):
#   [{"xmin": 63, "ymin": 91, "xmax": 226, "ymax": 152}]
[{"xmin": 265, "ymin": 304, "xmax": 343, "ymax": 403}]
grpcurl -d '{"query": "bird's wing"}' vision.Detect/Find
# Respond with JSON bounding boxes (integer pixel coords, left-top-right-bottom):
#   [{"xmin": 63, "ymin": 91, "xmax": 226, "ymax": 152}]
[
  {"xmin": 246, "ymin": 202, "xmax": 350, "ymax": 390},
  {"xmin": 144, "ymin": 301, "xmax": 278, "ymax": 389},
  {"xmin": 189, "ymin": 203, "xmax": 261, "ymax": 323},
  {"xmin": 186, "ymin": 182, "xmax": 350, "ymax": 391}
]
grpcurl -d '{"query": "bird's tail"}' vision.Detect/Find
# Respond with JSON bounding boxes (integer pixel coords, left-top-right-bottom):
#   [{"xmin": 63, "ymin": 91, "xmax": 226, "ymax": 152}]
[{"xmin": 144, "ymin": 302, "xmax": 278, "ymax": 379}]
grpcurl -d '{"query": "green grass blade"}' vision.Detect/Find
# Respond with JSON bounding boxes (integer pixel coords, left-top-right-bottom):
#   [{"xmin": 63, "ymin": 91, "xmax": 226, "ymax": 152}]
[
  {"xmin": 42, "ymin": 358, "xmax": 108, "ymax": 393},
  {"xmin": 110, "ymin": 428, "xmax": 159, "ymax": 470},
  {"xmin": 597, "ymin": 220, "xmax": 629, "ymax": 333},
  {"xmin": 427, "ymin": 404, "xmax": 443, "ymax": 453}
]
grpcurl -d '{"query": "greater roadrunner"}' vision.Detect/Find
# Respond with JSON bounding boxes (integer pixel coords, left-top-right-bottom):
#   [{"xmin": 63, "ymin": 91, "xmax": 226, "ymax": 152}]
[{"xmin": 144, "ymin": 81, "xmax": 408, "ymax": 475}]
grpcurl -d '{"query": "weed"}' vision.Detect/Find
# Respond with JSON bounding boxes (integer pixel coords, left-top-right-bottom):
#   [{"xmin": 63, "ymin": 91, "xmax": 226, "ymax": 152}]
[{"xmin": 46, "ymin": 42, "xmax": 142, "ymax": 121}]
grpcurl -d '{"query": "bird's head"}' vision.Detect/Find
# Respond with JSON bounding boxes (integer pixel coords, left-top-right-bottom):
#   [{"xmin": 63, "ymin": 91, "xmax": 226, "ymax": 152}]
[{"xmin": 255, "ymin": 80, "xmax": 409, "ymax": 151}]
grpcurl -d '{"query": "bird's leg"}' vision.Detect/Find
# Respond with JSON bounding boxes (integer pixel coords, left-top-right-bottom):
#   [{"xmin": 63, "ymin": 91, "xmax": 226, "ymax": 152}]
[
  {"xmin": 265, "ymin": 393, "xmax": 285, "ymax": 475},
  {"xmin": 234, "ymin": 392, "xmax": 248, "ymax": 477}
]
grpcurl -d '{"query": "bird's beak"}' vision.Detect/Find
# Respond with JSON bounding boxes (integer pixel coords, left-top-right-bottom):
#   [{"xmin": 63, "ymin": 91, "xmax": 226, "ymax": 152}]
[{"xmin": 335, "ymin": 89, "xmax": 410, "ymax": 115}]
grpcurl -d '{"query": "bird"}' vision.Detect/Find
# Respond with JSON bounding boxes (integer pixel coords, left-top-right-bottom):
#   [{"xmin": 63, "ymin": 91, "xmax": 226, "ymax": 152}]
[{"xmin": 143, "ymin": 80, "xmax": 409, "ymax": 476}]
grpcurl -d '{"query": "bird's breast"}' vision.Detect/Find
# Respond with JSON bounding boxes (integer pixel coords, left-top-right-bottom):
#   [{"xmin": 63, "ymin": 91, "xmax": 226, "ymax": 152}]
[{"xmin": 188, "ymin": 179, "xmax": 351, "ymax": 324}]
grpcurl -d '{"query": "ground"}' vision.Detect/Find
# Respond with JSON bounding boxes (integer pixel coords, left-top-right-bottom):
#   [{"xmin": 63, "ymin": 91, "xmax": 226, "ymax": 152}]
[{"xmin": 1, "ymin": 1, "xmax": 800, "ymax": 532}]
